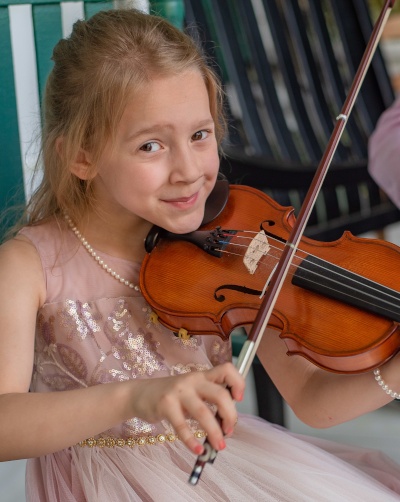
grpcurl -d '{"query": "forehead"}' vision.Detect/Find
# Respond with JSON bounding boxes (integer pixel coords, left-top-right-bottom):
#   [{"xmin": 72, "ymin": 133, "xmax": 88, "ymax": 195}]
[{"xmin": 119, "ymin": 70, "xmax": 212, "ymax": 132}]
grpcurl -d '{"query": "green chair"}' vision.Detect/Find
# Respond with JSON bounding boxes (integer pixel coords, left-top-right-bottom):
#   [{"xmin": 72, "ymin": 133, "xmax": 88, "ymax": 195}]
[{"xmin": 0, "ymin": 0, "xmax": 113, "ymax": 238}]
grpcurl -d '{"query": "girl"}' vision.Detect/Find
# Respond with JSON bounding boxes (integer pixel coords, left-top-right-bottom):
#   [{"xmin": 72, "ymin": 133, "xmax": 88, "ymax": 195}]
[{"xmin": 1, "ymin": 7, "xmax": 400, "ymax": 501}]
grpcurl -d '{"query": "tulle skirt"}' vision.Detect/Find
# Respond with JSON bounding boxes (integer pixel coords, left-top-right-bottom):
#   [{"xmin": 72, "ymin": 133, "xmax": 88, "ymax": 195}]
[{"xmin": 26, "ymin": 414, "xmax": 400, "ymax": 501}]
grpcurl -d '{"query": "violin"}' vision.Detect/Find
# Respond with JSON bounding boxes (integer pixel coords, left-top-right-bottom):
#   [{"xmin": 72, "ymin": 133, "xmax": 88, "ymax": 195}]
[{"xmin": 140, "ymin": 183, "xmax": 400, "ymax": 374}]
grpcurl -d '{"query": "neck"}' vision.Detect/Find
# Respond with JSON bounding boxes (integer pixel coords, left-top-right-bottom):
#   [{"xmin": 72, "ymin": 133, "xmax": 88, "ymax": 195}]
[{"xmin": 71, "ymin": 210, "xmax": 152, "ymax": 263}]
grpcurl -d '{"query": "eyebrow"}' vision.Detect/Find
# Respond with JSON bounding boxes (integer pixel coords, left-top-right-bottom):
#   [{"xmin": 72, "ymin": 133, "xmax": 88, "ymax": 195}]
[{"xmin": 127, "ymin": 118, "xmax": 215, "ymax": 141}]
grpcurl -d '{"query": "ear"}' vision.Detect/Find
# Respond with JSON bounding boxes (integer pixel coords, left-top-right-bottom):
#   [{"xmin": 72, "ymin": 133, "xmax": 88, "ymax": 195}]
[
  {"xmin": 55, "ymin": 137, "xmax": 96, "ymax": 180},
  {"xmin": 69, "ymin": 149, "xmax": 96, "ymax": 180}
]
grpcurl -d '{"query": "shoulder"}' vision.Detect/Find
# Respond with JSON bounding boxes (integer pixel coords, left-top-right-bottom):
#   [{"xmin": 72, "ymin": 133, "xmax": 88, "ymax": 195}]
[
  {"xmin": 18, "ymin": 218, "xmax": 62, "ymax": 249},
  {"xmin": 0, "ymin": 233, "xmax": 42, "ymax": 268},
  {"xmin": 19, "ymin": 218, "xmax": 79, "ymax": 269},
  {"xmin": 0, "ymin": 229, "xmax": 47, "ymax": 308}
]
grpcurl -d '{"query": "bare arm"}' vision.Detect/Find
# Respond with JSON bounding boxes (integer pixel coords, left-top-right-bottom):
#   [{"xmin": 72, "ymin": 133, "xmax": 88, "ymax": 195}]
[
  {"xmin": 0, "ymin": 238, "xmax": 244, "ymax": 461},
  {"xmin": 257, "ymin": 327, "xmax": 399, "ymax": 428}
]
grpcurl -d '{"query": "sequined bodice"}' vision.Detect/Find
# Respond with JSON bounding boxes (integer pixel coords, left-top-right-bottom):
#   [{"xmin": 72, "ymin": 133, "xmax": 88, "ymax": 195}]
[{"xmin": 21, "ymin": 222, "xmax": 231, "ymax": 440}]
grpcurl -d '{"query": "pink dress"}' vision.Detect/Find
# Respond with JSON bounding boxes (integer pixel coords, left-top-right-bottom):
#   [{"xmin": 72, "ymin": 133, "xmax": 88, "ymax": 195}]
[
  {"xmin": 369, "ymin": 97, "xmax": 400, "ymax": 208},
  {"xmin": 22, "ymin": 221, "xmax": 400, "ymax": 501}
]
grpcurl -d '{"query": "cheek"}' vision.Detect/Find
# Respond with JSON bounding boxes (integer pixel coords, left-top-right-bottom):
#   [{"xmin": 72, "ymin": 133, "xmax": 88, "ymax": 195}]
[
  {"xmin": 205, "ymin": 147, "xmax": 221, "ymax": 178},
  {"xmin": 119, "ymin": 163, "xmax": 158, "ymax": 193}
]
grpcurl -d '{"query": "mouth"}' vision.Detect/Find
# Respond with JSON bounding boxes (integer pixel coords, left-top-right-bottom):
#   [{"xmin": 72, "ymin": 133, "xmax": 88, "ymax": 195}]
[{"xmin": 162, "ymin": 192, "xmax": 199, "ymax": 208}]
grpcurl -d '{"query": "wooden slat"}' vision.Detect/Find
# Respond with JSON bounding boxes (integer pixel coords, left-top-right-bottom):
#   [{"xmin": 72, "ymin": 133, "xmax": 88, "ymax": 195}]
[
  {"xmin": 32, "ymin": 4, "xmax": 63, "ymax": 103},
  {"xmin": 84, "ymin": 0, "xmax": 113, "ymax": 18},
  {"xmin": 0, "ymin": 6, "xmax": 25, "ymax": 235},
  {"xmin": 0, "ymin": 0, "xmax": 107, "ymax": 6}
]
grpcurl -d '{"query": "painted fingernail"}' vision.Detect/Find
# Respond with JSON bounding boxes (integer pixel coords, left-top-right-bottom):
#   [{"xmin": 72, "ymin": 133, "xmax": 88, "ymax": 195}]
[
  {"xmin": 194, "ymin": 444, "xmax": 204, "ymax": 455},
  {"xmin": 218, "ymin": 439, "xmax": 226, "ymax": 450}
]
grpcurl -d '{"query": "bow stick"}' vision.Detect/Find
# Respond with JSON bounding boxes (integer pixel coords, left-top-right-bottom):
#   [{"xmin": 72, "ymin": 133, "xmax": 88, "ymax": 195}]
[{"xmin": 189, "ymin": 0, "xmax": 397, "ymax": 486}]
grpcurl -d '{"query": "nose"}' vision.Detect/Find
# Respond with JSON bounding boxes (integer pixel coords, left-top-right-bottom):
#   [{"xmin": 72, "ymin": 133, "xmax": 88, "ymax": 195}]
[{"xmin": 169, "ymin": 144, "xmax": 203, "ymax": 184}]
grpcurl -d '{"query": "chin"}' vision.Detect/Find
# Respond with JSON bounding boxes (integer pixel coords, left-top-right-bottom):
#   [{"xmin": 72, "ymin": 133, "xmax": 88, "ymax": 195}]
[
  {"xmin": 163, "ymin": 213, "xmax": 205, "ymax": 235},
  {"xmin": 164, "ymin": 222, "xmax": 202, "ymax": 235}
]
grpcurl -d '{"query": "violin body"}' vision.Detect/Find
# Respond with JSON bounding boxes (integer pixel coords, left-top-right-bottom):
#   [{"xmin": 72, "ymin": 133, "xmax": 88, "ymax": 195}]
[{"xmin": 140, "ymin": 185, "xmax": 400, "ymax": 373}]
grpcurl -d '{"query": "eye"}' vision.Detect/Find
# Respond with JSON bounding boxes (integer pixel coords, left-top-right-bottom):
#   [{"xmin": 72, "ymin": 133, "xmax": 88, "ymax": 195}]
[
  {"xmin": 191, "ymin": 130, "xmax": 209, "ymax": 141},
  {"xmin": 139, "ymin": 142, "xmax": 161, "ymax": 153}
]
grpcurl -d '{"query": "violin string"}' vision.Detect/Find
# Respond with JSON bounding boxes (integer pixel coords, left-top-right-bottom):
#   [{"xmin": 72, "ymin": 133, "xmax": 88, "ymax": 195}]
[
  {"xmin": 222, "ymin": 230, "xmax": 399, "ymax": 300},
  {"xmin": 222, "ymin": 230, "xmax": 400, "ymax": 302},
  {"xmin": 225, "ymin": 232, "xmax": 400, "ymax": 310},
  {"xmin": 217, "ymin": 243, "xmax": 400, "ymax": 319},
  {"xmin": 217, "ymin": 231, "xmax": 400, "ymax": 316}
]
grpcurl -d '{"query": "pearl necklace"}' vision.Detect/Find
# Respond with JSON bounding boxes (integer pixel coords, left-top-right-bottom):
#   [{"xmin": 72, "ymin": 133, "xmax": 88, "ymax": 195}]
[{"xmin": 64, "ymin": 214, "xmax": 140, "ymax": 291}]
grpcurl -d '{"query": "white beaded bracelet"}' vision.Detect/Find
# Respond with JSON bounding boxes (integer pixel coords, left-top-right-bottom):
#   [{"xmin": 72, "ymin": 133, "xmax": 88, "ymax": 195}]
[{"xmin": 373, "ymin": 368, "xmax": 400, "ymax": 400}]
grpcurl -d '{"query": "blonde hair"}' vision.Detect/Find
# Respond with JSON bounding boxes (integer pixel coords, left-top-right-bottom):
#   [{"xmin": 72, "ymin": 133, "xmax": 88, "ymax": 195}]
[{"xmin": 25, "ymin": 8, "xmax": 226, "ymax": 228}]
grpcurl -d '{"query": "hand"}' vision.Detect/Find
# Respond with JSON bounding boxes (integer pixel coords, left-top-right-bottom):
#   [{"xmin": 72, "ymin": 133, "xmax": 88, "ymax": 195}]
[{"xmin": 129, "ymin": 362, "xmax": 245, "ymax": 455}]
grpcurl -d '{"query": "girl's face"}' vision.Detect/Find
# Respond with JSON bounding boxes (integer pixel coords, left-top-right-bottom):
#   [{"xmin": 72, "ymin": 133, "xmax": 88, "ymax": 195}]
[{"xmin": 91, "ymin": 69, "xmax": 220, "ymax": 234}]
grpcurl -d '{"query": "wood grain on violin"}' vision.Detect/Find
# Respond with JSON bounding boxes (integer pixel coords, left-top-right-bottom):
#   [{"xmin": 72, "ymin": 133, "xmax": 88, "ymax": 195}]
[{"xmin": 140, "ymin": 185, "xmax": 400, "ymax": 374}]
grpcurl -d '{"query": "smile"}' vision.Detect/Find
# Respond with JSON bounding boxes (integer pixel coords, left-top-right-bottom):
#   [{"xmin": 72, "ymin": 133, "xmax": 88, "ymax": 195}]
[
  {"xmin": 162, "ymin": 192, "xmax": 199, "ymax": 207},
  {"xmin": 164, "ymin": 192, "xmax": 198, "ymax": 204}
]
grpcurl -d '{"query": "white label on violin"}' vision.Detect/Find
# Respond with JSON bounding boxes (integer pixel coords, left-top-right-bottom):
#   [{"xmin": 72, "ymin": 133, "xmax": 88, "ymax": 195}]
[{"xmin": 244, "ymin": 230, "xmax": 270, "ymax": 274}]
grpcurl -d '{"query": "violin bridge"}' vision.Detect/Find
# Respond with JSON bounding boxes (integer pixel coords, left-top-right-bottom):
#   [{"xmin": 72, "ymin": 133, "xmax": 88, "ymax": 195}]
[{"xmin": 244, "ymin": 230, "xmax": 270, "ymax": 274}]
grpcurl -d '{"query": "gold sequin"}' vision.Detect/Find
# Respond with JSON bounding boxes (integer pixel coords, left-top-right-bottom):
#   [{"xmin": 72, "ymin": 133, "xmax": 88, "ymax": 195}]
[
  {"xmin": 78, "ymin": 431, "xmax": 205, "ymax": 448},
  {"xmin": 106, "ymin": 438, "xmax": 116, "ymax": 447}
]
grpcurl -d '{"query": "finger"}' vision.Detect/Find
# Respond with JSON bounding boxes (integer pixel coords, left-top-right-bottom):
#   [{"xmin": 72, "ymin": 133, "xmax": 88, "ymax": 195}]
[
  {"xmin": 200, "ymin": 383, "xmax": 238, "ymax": 436},
  {"xmin": 160, "ymin": 380, "xmax": 226, "ymax": 453},
  {"xmin": 168, "ymin": 407, "xmax": 206, "ymax": 455},
  {"xmin": 189, "ymin": 408, "xmax": 226, "ymax": 451},
  {"xmin": 180, "ymin": 379, "xmax": 236, "ymax": 447},
  {"xmin": 207, "ymin": 362, "xmax": 246, "ymax": 402}
]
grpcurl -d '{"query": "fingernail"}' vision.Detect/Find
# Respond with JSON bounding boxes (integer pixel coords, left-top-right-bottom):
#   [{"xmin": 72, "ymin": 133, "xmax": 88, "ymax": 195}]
[
  {"xmin": 194, "ymin": 444, "xmax": 204, "ymax": 455},
  {"xmin": 224, "ymin": 427, "xmax": 234, "ymax": 436},
  {"xmin": 218, "ymin": 439, "xmax": 226, "ymax": 450}
]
